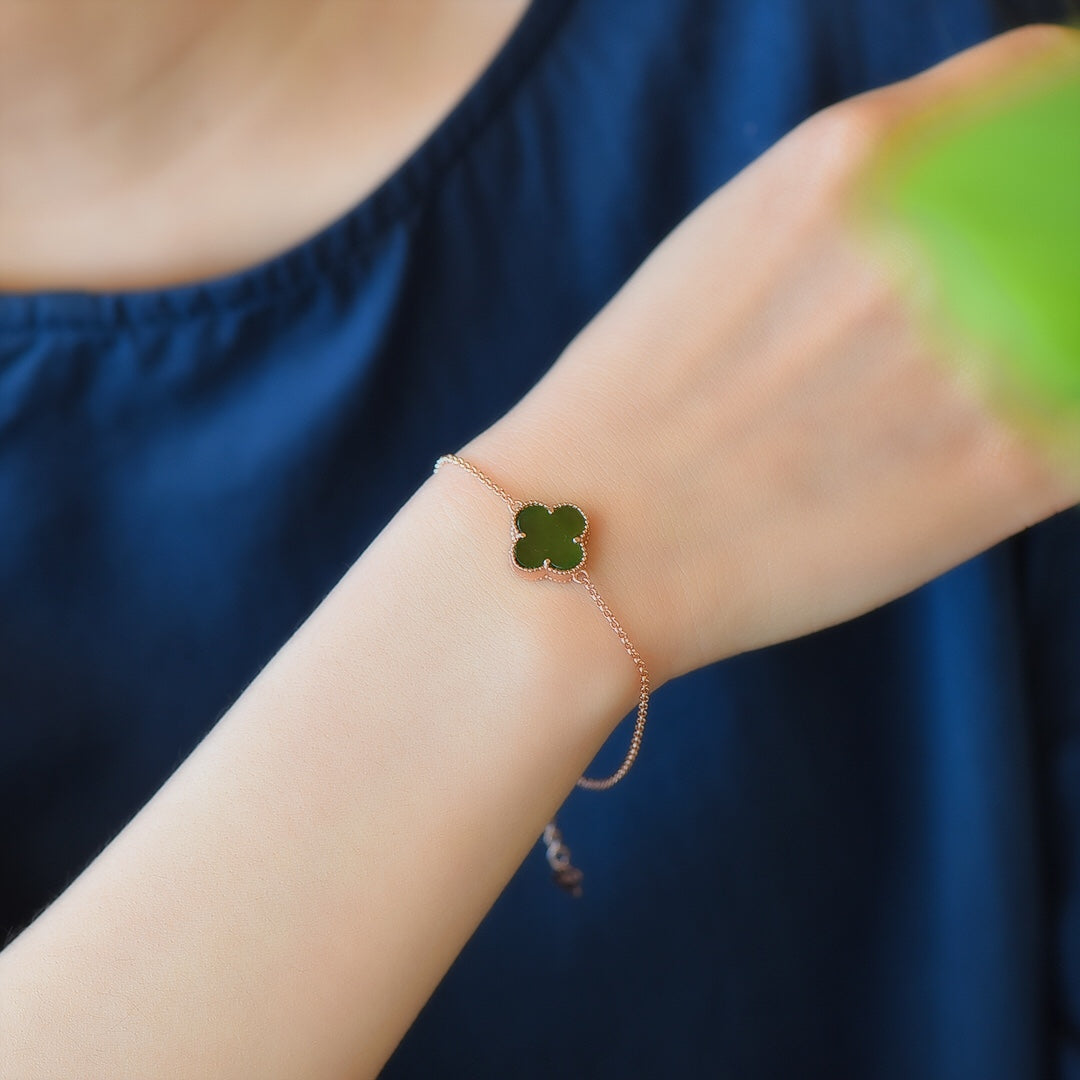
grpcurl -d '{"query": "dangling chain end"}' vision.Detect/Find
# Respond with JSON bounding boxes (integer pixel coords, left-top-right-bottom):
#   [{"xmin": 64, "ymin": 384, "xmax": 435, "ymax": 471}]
[{"xmin": 542, "ymin": 821, "xmax": 584, "ymax": 898}]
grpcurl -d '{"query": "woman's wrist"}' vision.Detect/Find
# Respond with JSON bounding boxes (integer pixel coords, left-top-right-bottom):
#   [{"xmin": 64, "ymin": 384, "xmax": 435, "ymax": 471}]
[
  {"xmin": 414, "ymin": 456, "xmax": 643, "ymax": 728},
  {"xmin": 456, "ymin": 406, "xmax": 692, "ymax": 693}
]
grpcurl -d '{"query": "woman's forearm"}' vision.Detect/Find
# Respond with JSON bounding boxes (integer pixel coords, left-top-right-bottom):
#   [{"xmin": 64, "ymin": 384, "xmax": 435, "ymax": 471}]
[{"xmin": 0, "ymin": 451, "xmax": 642, "ymax": 1079}]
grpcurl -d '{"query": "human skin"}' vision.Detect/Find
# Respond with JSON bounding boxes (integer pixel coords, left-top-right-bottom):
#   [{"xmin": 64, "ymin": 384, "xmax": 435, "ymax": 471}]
[
  {"xmin": 461, "ymin": 23, "xmax": 1080, "ymax": 684},
  {"xmin": 2, "ymin": 15, "xmax": 1080, "ymax": 1080},
  {"xmin": 0, "ymin": 0, "xmax": 531, "ymax": 290}
]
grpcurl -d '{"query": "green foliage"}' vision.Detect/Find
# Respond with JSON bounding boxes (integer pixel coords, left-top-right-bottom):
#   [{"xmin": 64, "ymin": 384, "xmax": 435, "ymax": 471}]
[{"xmin": 852, "ymin": 46, "xmax": 1080, "ymax": 464}]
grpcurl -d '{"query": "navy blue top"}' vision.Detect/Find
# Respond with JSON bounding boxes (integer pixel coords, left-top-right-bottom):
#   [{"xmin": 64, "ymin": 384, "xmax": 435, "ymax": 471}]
[{"xmin": 1, "ymin": 1, "xmax": 1076, "ymax": 1076}]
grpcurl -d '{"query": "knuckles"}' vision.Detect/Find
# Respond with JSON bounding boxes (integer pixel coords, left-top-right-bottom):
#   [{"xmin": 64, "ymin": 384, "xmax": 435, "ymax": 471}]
[
  {"xmin": 996, "ymin": 22, "xmax": 1080, "ymax": 55},
  {"xmin": 783, "ymin": 20, "xmax": 1079, "ymax": 198},
  {"xmin": 781, "ymin": 99, "xmax": 890, "ymax": 194}
]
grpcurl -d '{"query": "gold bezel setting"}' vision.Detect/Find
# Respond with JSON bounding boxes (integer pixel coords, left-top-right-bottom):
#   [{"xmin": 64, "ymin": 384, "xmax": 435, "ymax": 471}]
[{"xmin": 509, "ymin": 500, "xmax": 589, "ymax": 582}]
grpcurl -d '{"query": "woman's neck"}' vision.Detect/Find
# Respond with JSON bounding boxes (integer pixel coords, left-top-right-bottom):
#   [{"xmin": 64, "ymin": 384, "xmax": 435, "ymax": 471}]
[
  {"xmin": 0, "ymin": 1, "xmax": 313, "ymax": 216},
  {"xmin": 0, "ymin": 0, "xmax": 530, "ymax": 291}
]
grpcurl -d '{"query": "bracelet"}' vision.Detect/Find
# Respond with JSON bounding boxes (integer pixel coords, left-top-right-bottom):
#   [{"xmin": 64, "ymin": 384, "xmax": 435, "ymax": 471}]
[{"xmin": 432, "ymin": 452, "xmax": 651, "ymax": 898}]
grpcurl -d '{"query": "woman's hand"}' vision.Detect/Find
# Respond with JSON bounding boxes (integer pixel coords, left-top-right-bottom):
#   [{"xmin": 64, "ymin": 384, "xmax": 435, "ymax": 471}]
[{"xmin": 462, "ymin": 23, "xmax": 1080, "ymax": 688}]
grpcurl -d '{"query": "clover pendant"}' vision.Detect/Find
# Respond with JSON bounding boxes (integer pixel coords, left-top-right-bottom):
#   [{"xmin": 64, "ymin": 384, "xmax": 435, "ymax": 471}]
[{"xmin": 510, "ymin": 501, "xmax": 588, "ymax": 581}]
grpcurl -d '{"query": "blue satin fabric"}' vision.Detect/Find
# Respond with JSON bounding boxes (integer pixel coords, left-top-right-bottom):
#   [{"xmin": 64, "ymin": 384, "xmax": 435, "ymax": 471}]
[{"xmin": 1, "ymin": 1, "xmax": 1075, "ymax": 1076}]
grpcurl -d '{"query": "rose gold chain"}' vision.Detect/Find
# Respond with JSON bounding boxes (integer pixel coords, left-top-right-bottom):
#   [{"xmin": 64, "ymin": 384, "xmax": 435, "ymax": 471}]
[
  {"xmin": 434, "ymin": 452, "xmax": 524, "ymax": 515},
  {"xmin": 433, "ymin": 452, "xmax": 652, "ymax": 896},
  {"xmin": 568, "ymin": 567, "xmax": 650, "ymax": 790}
]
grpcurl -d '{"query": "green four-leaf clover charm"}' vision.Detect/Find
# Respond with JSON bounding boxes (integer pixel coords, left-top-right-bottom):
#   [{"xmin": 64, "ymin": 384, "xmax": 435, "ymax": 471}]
[{"xmin": 512, "ymin": 502, "xmax": 588, "ymax": 579}]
